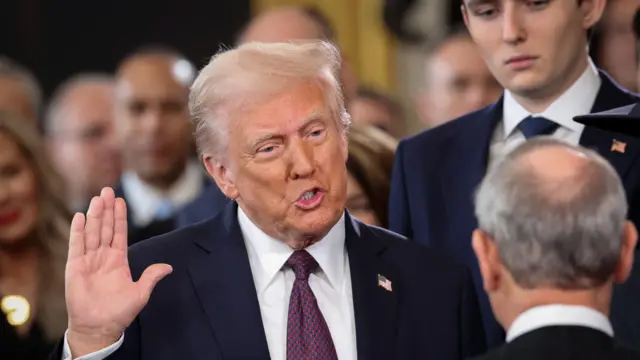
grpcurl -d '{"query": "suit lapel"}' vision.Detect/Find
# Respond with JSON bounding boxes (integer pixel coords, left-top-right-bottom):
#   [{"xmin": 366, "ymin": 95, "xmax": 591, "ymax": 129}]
[
  {"xmin": 346, "ymin": 215, "xmax": 398, "ymax": 360},
  {"xmin": 580, "ymin": 72, "xmax": 640, "ymax": 181},
  {"xmin": 188, "ymin": 202, "xmax": 270, "ymax": 358},
  {"xmin": 440, "ymin": 100, "xmax": 503, "ymax": 248}
]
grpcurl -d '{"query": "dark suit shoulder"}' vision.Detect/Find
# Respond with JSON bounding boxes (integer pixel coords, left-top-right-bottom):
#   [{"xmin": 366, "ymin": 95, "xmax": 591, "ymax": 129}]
[
  {"xmin": 401, "ymin": 105, "xmax": 491, "ymax": 151},
  {"xmin": 126, "ymin": 216, "xmax": 218, "ymax": 275},
  {"xmin": 362, "ymin": 223, "xmax": 468, "ymax": 275}
]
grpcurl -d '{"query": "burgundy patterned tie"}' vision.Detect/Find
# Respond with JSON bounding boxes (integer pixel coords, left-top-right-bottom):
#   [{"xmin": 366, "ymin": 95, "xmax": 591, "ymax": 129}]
[{"xmin": 286, "ymin": 250, "xmax": 338, "ymax": 360}]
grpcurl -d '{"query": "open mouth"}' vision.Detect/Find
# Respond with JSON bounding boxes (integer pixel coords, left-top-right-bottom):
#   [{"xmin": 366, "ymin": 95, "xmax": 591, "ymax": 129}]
[{"xmin": 296, "ymin": 188, "xmax": 325, "ymax": 210}]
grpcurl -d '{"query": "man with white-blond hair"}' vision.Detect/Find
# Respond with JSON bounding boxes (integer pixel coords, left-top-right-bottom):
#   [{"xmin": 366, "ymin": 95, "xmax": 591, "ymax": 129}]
[
  {"xmin": 49, "ymin": 41, "xmax": 486, "ymax": 360},
  {"xmin": 471, "ymin": 137, "xmax": 640, "ymax": 359}
]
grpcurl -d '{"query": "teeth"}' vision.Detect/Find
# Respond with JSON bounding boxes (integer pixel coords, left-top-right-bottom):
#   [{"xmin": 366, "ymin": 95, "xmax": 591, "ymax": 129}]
[{"xmin": 302, "ymin": 190, "xmax": 315, "ymax": 200}]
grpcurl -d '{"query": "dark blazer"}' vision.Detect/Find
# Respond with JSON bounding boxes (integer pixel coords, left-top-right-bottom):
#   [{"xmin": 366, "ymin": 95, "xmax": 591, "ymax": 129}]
[
  {"xmin": 50, "ymin": 201, "xmax": 486, "ymax": 360},
  {"xmin": 113, "ymin": 175, "xmax": 224, "ymax": 246},
  {"xmin": 468, "ymin": 326, "xmax": 640, "ymax": 360},
  {"xmin": 1, "ymin": 309, "xmax": 55, "ymax": 360},
  {"xmin": 175, "ymin": 184, "xmax": 230, "ymax": 228},
  {"xmin": 389, "ymin": 71, "xmax": 640, "ymax": 349}
]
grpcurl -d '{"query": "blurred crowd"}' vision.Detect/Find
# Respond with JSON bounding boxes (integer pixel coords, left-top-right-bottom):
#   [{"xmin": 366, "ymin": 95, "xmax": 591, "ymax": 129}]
[{"xmin": 4, "ymin": 0, "xmax": 640, "ymax": 359}]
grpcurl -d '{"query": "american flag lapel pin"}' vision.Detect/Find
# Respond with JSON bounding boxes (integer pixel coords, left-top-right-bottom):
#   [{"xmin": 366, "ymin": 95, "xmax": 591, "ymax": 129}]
[
  {"xmin": 378, "ymin": 274, "xmax": 392, "ymax": 292},
  {"xmin": 611, "ymin": 139, "xmax": 627, "ymax": 154}
]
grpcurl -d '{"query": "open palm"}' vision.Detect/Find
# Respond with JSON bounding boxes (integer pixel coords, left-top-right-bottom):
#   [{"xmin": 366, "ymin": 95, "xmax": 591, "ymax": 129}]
[{"xmin": 65, "ymin": 187, "xmax": 172, "ymax": 342}]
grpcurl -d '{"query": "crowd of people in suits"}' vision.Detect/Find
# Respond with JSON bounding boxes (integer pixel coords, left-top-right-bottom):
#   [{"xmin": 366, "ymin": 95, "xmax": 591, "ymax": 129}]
[{"xmin": 4, "ymin": 0, "xmax": 640, "ymax": 359}]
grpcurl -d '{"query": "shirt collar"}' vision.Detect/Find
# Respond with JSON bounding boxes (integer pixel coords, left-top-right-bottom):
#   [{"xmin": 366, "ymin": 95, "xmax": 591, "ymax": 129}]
[
  {"xmin": 238, "ymin": 206, "xmax": 346, "ymax": 294},
  {"xmin": 506, "ymin": 304, "xmax": 614, "ymax": 342},
  {"xmin": 121, "ymin": 161, "xmax": 205, "ymax": 227},
  {"xmin": 503, "ymin": 58, "xmax": 601, "ymax": 139}
]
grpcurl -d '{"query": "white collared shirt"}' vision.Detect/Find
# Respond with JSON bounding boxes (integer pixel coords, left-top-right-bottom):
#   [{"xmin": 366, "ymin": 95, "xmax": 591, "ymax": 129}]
[
  {"xmin": 120, "ymin": 161, "xmax": 205, "ymax": 227},
  {"xmin": 489, "ymin": 59, "xmax": 602, "ymax": 166},
  {"xmin": 62, "ymin": 207, "xmax": 357, "ymax": 360},
  {"xmin": 239, "ymin": 207, "xmax": 357, "ymax": 360},
  {"xmin": 506, "ymin": 304, "xmax": 614, "ymax": 342}
]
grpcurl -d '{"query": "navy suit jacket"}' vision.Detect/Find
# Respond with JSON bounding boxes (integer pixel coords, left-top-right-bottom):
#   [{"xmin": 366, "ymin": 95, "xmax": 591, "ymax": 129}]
[
  {"xmin": 52, "ymin": 201, "xmax": 486, "ymax": 360},
  {"xmin": 113, "ymin": 176, "xmax": 226, "ymax": 245},
  {"xmin": 175, "ymin": 184, "xmax": 230, "ymax": 228},
  {"xmin": 389, "ymin": 71, "xmax": 640, "ymax": 350}
]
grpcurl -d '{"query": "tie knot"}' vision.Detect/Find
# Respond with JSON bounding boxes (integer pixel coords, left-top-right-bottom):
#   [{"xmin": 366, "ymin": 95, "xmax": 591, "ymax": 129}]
[
  {"xmin": 286, "ymin": 250, "xmax": 318, "ymax": 280},
  {"xmin": 518, "ymin": 116, "xmax": 559, "ymax": 139},
  {"xmin": 154, "ymin": 199, "xmax": 174, "ymax": 220}
]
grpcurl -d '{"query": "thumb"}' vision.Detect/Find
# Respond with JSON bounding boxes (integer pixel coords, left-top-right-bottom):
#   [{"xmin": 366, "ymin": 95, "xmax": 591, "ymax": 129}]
[{"xmin": 137, "ymin": 263, "xmax": 173, "ymax": 300}]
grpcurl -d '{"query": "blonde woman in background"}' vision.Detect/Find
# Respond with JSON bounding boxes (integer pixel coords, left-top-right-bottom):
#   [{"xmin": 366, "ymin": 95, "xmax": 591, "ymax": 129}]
[{"xmin": 0, "ymin": 110, "xmax": 69, "ymax": 359}]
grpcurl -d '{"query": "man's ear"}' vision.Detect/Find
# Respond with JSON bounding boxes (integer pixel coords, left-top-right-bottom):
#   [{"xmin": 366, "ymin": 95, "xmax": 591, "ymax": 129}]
[
  {"xmin": 581, "ymin": 0, "xmax": 606, "ymax": 30},
  {"xmin": 614, "ymin": 221, "xmax": 638, "ymax": 283},
  {"xmin": 461, "ymin": 3, "xmax": 470, "ymax": 27},
  {"xmin": 202, "ymin": 154, "xmax": 239, "ymax": 199},
  {"xmin": 472, "ymin": 229, "xmax": 502, "ymax": 293}
]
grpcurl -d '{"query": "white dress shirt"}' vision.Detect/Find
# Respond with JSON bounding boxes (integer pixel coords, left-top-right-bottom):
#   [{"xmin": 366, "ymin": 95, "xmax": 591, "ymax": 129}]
[
  {"xmin": 121, "ymin": 161, "xmax": 205, "ymax": 227},
  {"xmin": 506, "ymin": 304, "xmax": 614, "ymax": 342},
  {"xmin": 62, "ymin": 207, "xmax": 357, "ymax": 360},
  {"xmin": 488, "ymin": 59, "xmax": 602, "ymax": 166}
]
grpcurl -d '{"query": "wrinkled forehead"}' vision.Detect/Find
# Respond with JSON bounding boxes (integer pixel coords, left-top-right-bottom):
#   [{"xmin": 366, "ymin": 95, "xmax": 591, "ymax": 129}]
[{"xmin": 230, "ymin": 82, "xmax": 334, "ymax": 139}]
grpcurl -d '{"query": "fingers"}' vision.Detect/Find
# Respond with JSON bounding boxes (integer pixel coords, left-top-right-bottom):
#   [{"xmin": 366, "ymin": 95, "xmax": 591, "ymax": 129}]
[
  {"xmin": 68, "ymin": 213, "xmax": 86, "ymax": 259},
  {"xmin": 100, "ymin": 188, "xmax": 116, "ymax": 248},
  {"xmin": 84, "ymin": 196, "xmax": 104, "ymax": 252},
  {"xmin": 137, "ymin": 264, "xmax": 173, "ymax": 303},
  {"xmin": 111, "ymin": 197, "xmax": 129, "ymax": 251}
]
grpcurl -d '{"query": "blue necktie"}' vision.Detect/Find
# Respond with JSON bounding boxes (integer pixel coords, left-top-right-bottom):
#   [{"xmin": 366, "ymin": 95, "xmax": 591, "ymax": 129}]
[{"xmin": 518, "ymin": 116, "xmax": 559, "ymax": 139}]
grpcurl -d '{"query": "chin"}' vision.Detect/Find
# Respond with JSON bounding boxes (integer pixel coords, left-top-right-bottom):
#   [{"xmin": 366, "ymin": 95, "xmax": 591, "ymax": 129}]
[{"xmin": 294, "ymin": 207, "xmax": 342, "ymax": 235}]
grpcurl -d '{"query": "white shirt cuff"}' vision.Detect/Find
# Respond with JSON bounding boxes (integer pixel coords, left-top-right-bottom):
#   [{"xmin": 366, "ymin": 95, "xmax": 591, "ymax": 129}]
[{"xmin": 61, "ymin": 330, "xmax": 124, "ymax": 360}]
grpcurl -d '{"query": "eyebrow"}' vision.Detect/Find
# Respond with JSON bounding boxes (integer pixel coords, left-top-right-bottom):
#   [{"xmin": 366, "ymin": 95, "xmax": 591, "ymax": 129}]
[
  {"xmin": 248, "ymin": 111, "xmax": 325, "ymax": 149},
  {"xmin": 465, "ymin": 0, "xmax": 496, "ymax": 7}
]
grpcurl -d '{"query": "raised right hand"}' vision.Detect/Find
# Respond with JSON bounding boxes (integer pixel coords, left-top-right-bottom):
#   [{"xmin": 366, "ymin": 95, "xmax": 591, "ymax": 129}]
[{"xmin": 65, "ymin": 187, "xmax": 173, "ymax": 356}]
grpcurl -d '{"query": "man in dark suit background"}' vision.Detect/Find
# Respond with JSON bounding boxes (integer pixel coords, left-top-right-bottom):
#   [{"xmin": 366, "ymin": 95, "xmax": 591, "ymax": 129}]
[
  {"xmin": 389, "ymin": 0, "xmax": 640, "ymax": 348},
  {"xmin": 111, "ymin": 47, "xmax": 225, "ymax": 243},
  {"xmin": 469, "ymin": 137, "xmax": 640, "ymax": 360},
  {"xmin": 53, "ymin": 41, "xmax": 486, "ymax": 360}
]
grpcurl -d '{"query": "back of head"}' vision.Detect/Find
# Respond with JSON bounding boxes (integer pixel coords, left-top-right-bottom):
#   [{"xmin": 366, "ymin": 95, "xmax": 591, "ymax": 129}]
[{"xmin": 474, "ymin": 137, "xmax": 629, "ymax": 290}]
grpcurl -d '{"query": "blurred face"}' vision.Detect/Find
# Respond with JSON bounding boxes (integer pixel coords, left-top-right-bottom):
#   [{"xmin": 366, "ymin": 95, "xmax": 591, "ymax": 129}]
[
  {"xmin": 207, "ymin": 81, "xmax": 349, "ymax": 247},
  {"xmin": 0, "ymin": 77, "xmax": 36, "ymax": 126},
  {"xmin": 115, "ymin": 57, "xmax": 192, "ymax": 186},
  {"xmin": 346, "ymin": 173, "xmax": 378, "ymax": 226},
  {"xmin": 420, "ymin": 36, "xmax": 502, "ymax": 126},
  {"xmin": 598, "ymin": 0, "xmax": 640, "ymax": 91},
  {"xmin": 349, "ymin": 97, "xmax": 398, "ymax": 136},
  {"xmin": 49, "ymin": 83, "xmax": 120, "ymax": 204},
  {"xmin": 462, "ymin": 0, "xmax": 604, "ymax": 101},
  {"xmin": 0, "ymin": 132, "xmax": 37, "ymax": 245}
]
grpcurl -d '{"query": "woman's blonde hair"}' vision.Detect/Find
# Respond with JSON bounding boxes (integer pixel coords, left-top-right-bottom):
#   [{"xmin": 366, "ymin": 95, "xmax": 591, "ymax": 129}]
[{"xmin": 0, "ymin": 110, "xmax": 69, "ymax": 341}]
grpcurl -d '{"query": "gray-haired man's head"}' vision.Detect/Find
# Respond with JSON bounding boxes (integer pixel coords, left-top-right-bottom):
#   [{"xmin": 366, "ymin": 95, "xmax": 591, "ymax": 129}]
[{"xmin": 472, "ymin": 137, "xmax": 637, "ymax": 324}]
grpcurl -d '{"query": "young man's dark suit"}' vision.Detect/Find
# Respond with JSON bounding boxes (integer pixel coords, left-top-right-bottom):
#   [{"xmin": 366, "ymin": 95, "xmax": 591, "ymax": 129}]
[{"xmin": 389, "ymin": 71, "xmax": 640, "ymax": 349}]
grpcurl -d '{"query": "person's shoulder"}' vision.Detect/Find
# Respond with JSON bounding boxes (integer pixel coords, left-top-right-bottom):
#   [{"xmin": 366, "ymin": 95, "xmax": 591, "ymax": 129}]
[
  {"xmin": 400, "ymin": 104, "xmax": 494, "ymax": 152},
  {"xmin": 363, "ymin": 223, "xmax": 466, "ymax": 275},
  {"xmin": 127, "ymin": 216, "xmax": 219, "ymax": 268},
  {"xmin": 612, "ymin": 345, "xmax": 640, "ymax": 359}
]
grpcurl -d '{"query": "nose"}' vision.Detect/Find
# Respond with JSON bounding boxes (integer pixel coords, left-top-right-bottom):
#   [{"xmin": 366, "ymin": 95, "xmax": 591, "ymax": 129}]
[
  {"xmin": 288, "ymin": 138, "xmax": 315, "ymax": 180},
  {"xmin": 141, "ymin": 110, "xmax": 162, "ymax": 134},
  {"xmin": 502, "ymin": 3, "xmax": 525, "ymax": 44},
  {"xmin": 0, "ymin": 180, "xmax": 10, "ymax": 204}
]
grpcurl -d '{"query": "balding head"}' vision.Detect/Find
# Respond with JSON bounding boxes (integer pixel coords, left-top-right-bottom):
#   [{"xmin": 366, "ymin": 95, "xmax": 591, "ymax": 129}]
[
  {"xmin": 238, "ymin": 7, "xmax": 326, "ymax": 44},
  {"xmin": 474, "ymin": 137, "xmax": 633, "ymax": 291},
  {"xmin": 114, "ymin": 49, "xmax": 195, "ymax": 188},
  {"xmin": 237, "ymin": 6, "xmax": 358, "ymax": 102}
]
